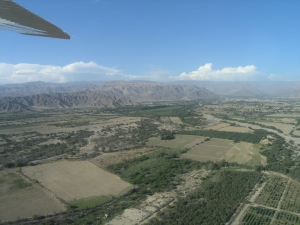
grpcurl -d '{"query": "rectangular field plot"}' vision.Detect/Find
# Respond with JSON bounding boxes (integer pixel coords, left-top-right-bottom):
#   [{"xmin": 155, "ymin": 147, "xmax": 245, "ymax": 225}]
[
  {"xmin": 241, "ymin": 206, "xmax": 275, "ymax": 225},
  {"xmin": 256, "ymin": 122, "xmax": 294, "ymax": 135},
  {"xmin": 218, "ymin": 126, "xmax": 253, "ymax": 133},
  {"xmin": 147, "ymin": 135, "xmax": 206, "ymax": 149},
  {"xmin": 204, "ymin": 123, "xmax": 230, "ymax": 130},
  {"xmin": 280, "ymin": 180, "xmax": 300, "ymax": 213},
  {"xmin": 255, "ymin": 176, "xmax": 288, "ymax": 208},
  {"xmin": 169, "ymin": 117, "xmax": 182, "ymax": 124},
  {"xmin": 273, "ymin": 212, "xmax": 300, "ymax": 225},
  {"xmin": 205, "ymin": 123, "xmax": 253, "ymax": 133},
  {"xmin": 223, "ymin": 142, "xmax": 266, "ymax": 166},
  {"xmin": 180, "ymin": 138, "xmax": 233, "ymax": 162},
  {"xmin": 22, "ymin": 161, "xmax": 132, "ymax": 202},
  {"xmin": 0, "ymin": 171, "xmax": 65, "ymax": 222}
]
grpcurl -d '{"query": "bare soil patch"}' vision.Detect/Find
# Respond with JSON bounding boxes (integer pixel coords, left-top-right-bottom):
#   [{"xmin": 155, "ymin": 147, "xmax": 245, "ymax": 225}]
[{"xmin": 22, "ymin": 161, "xmax": 132, "ymax": 202}]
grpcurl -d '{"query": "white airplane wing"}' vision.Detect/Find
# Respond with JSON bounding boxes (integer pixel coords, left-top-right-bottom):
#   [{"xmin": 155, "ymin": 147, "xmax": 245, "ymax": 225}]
[{"xmin": 0, "ymin": 0, "xmax": 70, "ymax": 39}]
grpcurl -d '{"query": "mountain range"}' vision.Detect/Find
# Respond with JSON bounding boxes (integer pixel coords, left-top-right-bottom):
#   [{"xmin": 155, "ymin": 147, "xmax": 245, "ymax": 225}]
[{"xmin": 0, "ymin": 81, "xmax": 216, "ymax": 112}]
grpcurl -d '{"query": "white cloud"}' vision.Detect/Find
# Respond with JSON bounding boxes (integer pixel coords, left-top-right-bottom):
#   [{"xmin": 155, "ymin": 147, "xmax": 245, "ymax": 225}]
[
  {"xmin": 0, "ymin": 62, "xmax": 122, "ymax": 84},
  {"xmin": 174, "ymin": 63, "xmax": 258, "ymax": 81}
]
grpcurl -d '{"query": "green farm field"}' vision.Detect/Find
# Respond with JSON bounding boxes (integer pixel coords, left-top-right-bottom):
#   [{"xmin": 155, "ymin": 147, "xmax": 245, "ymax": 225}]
[
  {"xmin": 180, "ymin": 138, "xmax": 233, "ymax": 162},
  {"xmin": 280, "ymin": 180, "xmax": 300, "ymax": 214},
  {"xmin": 255, "ymin": 175, "xmax": 288, "ymax": 208}
]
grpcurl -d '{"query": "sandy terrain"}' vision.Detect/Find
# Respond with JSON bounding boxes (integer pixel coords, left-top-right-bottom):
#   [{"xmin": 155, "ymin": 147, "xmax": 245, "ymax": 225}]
[{"xmin": 22, "ymin": 161, "xmax": 132, "ymax": 202}]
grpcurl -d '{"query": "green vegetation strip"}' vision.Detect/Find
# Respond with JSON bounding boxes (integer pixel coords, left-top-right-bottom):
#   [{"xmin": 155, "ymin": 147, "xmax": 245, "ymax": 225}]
[
  {"xmin": 0, "ymin": 123, "xmax": 38, "ymax": 130},
  {"xmin": 69, "ymin": 196, "xmax": 113, "ymax": 210},
  {"xmin": 178, "ymin": 129, "xmax": 267, "ymax": 143}
]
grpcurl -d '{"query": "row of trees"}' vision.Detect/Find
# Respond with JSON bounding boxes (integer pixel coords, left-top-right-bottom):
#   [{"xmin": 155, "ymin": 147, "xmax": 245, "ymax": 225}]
[
  {"xmin": 179, "ymin": 129, "xmax": 267, "ymax": 143},
  {"xmin": 147, "ymin": 170, "xmax": 261, "ymax": 225}
]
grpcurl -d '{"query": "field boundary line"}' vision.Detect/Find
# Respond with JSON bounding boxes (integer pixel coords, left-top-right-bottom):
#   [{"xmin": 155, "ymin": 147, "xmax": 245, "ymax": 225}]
[
  {"xmin": 270, "ymin": 179, "xmax": 291, "ymax": 225},
  {"xmin": 18, "ymin": 168, "xmax": 67, "ymax": 209},
  {"xmin": 181, "ymin": 154, "xmax": 218, "ymax": 159},
  {"xmin": 200, "ymin": 144, "xmax": 231, "ymax": 148}
]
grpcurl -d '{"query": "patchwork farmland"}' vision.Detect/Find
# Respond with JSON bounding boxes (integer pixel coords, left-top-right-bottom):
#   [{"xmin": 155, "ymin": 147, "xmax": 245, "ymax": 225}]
[
  {"xmin": 22, "ymin": 161, "xmax": 132, "ymax": 202},
  {"xmin": 0, "ymin": 171, "xmax": 65, "ymax": 221}
]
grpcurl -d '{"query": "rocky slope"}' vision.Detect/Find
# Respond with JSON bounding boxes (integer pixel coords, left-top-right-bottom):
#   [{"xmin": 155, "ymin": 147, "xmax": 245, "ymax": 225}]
[
  {"xmin": 0, "ymin": 91, "xmax": 132, "ymax": 112},
  {"xmin": 92, "ymin": 81, "xmax": 216, "ymax": 101},
  {"xmin": 0, "ymin": 81, "xmax": 102, "ymax": 97},
  {"xmin": 0, "ymin": 81, "xmax": 216, "ymax": 112}
]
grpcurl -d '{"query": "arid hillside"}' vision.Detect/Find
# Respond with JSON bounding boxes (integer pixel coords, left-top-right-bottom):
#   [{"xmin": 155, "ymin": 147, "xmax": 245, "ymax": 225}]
[
  {"xmin": 0, "ymin": 91, "xmax": 132, "ymax": 112},
  {"xmin": 91, "ymin": 81, "xmax": 216, "ymax": 101}
]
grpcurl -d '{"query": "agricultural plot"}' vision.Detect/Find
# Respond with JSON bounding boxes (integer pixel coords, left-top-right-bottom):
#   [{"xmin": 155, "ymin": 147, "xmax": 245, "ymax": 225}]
[
  {"xmin": 256, "ymin": 122, "xmax": 294, "ymax": 135},
  {"xmin": 293, "ymin": 129, "xmax": 300, "ymax": 136},
  {"xmin": 160, "ymin": 117, "xmax": 171, "ymax": 123},
  {"xmin": 89, "ymin": 147, "xmax": 157, "ymax": 169},
  {"xmin": 218, "ymin": 126, "xmax": 253, "ymax": 133},
  {"xmin": 0, "ymin": 171, "xmax": 65, "ymax": 222},
  {"xmin": 223, "ymin": 142, "xmax": 266, "ymax": 166},
  {"xmin": 278, "ymin": 118, "xmax": 297, "ymax": 125},
  {"xmin": 204, "ymin": 122, "xmax": 230, "ymax": 130},
  {"xmin": 22, "ymin": 161, "xmax": 132, "ymax": 202},
  {"xmin": 179, "ymin": 129, "xmax": 265, "ymax": 143},
  {"xmin": 273, "ymin": 212, "xmax": 300, "ymax": 225},
  {"xmin": 266, "ymin": 113, "xmax": 300, "ymax": 118},
  {"xmin": 147, "ymin": 135, "xmax": 206, "ymax": 149},
  {"xmin": 169, "ymin": 117, "xmax": 182, "ymax": 124},
  {"xmin": 280, "ymin": 180, "xmax": 300, "ymax": 213},
  {"xmin": 255, "ymin": 176, "xmax": 288, "ymax": 208},
  {"xmin": 180, "ymin": 138, "xmax": 233, "ymax": 162},
  {"xmin": 241, "ymin": 206, "xmax": 275, "ymax": 225}
]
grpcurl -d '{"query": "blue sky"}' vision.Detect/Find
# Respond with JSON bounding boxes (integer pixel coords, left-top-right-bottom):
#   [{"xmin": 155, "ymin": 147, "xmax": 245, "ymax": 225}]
[{"xmin": 0, "ymin": 0, "xmax": 299, "ymax": 84}]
